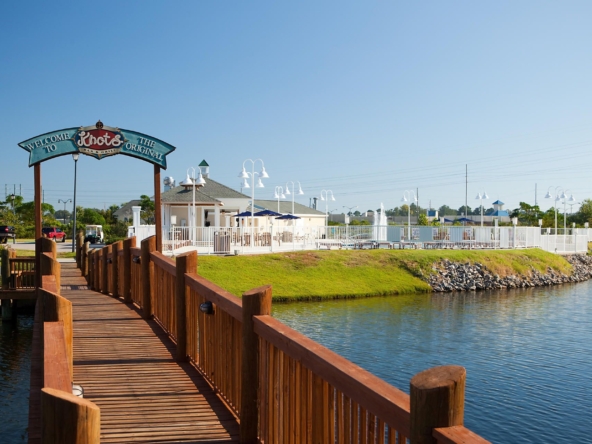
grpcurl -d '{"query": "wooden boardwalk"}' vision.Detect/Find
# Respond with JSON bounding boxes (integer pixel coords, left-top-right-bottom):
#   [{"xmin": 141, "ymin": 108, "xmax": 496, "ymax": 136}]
[{"xmin": 60, "ymin": 262, "xmax": 239, "ymax": 443}]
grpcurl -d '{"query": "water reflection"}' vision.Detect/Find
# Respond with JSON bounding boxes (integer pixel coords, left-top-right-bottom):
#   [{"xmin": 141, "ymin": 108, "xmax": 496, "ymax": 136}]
[
  {"xmin": 272, "ymin": 282, "xmax": 592, "ymax": 444},
  {"xmin": 0, "ymin": 315, "xmax": 33, "ymax": 443}
]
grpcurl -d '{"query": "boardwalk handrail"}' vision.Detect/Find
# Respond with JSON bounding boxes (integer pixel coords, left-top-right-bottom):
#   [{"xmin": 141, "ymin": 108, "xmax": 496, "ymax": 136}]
[
  {"xmin": 254, "ymin": 314, "xmax": 411, "ymax": 441},
  {"xmin": 31, "ymin": 265, "xmax": 101, "ymax": 443},
  {"xmin": 81, "ymin": 235, "xmax": 490, "ymax": 444}
]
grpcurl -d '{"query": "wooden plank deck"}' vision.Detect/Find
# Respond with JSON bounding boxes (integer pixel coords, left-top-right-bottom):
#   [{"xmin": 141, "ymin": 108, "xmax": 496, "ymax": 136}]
[{"xmin": 57, "ymin": 262, "xmax": 239, "ymax": 443}]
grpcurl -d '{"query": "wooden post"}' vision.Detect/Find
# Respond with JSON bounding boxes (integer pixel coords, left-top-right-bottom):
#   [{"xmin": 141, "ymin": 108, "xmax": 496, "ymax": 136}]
[
  {"xmin": 102, "ymin": 245, "xmax": 111, "ymax": 295},
  {"xmin": 112, "ymin": 241, "xmax": 122, "ymax": 298},
  {"xmin": 141, "ymin": 236, "xmax": 156, "ymax": 319},
  {"xmin": 41, "ymin": 253, "xmax": 61, "ymax": 294},
  {"xmin": 41, "ymin": 237, "xmax": 57, "ymax": 260},
  {"xmin": 154, "ymin": 165, "xmax": 162, "ymax": 253},
  {"xmin": 87, "ymin": 250, "xmax": 94, "ymax": 288},
  {"xmin": 122, "ymin": 237, "xmax": 136, "ymax": 303},
  {"xmin": 41, "ymin": 387, "xmax": 100, "ymax": 444},
  {"xmin": 34, "ymin": 164, "xmax": 42, "ymax": 288},
  {"xmin": 240, "ymin": 285, "xmax": 272, "ymax": 444},
  {"xmin": 42, "ymin": 289, "xmax": 73, "ymax": 380},
  {"xmin": 175, "ymin": 251, "xmax": 197, "ymax": 361},
  {"xmin": 410, "ymin": 365, "xmax": 466, "ymax": 444},
  {"xmin": 1, "ymin": 248, "xmax": 9, "ymax": 290},
  {"xmin": 76, "ymin": 232, "xmax": 84, "ymax": 268},
  {"xmin": 94, "ymin": 249, "xmax": 100, "ymax": 292},
  {"xmin": 96, "ymin": 249, "xmax": 102, "ymax": 293},
  {"xmin": 82, "ymin": 242, "xmax": 90, "ymax": 281}
]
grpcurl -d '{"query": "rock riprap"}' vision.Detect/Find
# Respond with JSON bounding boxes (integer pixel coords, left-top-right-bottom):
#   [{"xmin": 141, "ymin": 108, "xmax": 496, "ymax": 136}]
[{"xmin": 428, "ymin": 255, "xmax": 592, "ymax": 292}]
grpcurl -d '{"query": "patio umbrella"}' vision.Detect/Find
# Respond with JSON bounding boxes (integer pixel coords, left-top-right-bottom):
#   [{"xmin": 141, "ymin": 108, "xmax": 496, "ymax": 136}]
[
  {"xmin": 275, "ymin": 214, "xmax": 301, "ymax": 220},
  {"xmin": 457, "ymin": 217, "xmax": 473, "ymax": 223},
  {"xmin": 254, "ymin": 209, "xmax": 283, "ymax": 217},
  {"xmin": 235, "ymin": 211, "xmax": 254, "ymax": 217}
]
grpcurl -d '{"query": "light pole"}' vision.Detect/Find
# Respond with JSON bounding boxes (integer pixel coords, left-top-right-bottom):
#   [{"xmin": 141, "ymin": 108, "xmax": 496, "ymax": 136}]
[
  {"xmin": 71, "ymin": 153, "xmax": 79, "ymax": 252},
  {"xmin": 274, "ymin": 186, "xmax": 286, "ymax": 213},
  {"xmin": 320, "ymin": 190, "xmax": 335, "ymax": 224},
  {"xmin": 475, "ymin": 191, "xmax": 489, "ymax": 227},
  {"xmin": 239, "ymin": 159, "xmax": 269, "ymax": 231},
  {"xmin": 58, "ymin": 199, "xmax": 72, "ymax": 224},
  {"xmin": 545, "ymin": 186, "xmax": 563, "ymax": 233},
  {"xmin": 401, "ymin": 190, "xmax": 417, "ymax": 240},
  {"xmin": 285, "ymin": 181, "xmax": 304, "ymax": 215},
  {"xmin": 559, "ymin": 190, "xmax": 575, "ymax": 232},
  {"xmin": 181, "ymin": 167, "xmax": 206, "ymax": 243}
]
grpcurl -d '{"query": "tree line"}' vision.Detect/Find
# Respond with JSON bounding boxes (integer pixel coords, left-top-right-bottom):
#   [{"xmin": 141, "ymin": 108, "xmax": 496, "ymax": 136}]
[{"xmin": 0, "ymin": 194, "xmax": 155, "ymax": 242}]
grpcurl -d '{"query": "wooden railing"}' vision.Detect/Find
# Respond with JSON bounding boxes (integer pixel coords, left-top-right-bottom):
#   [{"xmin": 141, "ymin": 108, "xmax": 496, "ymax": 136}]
[
  {"xmin": 30, "ymin": 247, "xmax": 100, "ymax": 443},
  {"xmin": 79, "ymin": 236, "xmax": 490, "ymax": 444}
]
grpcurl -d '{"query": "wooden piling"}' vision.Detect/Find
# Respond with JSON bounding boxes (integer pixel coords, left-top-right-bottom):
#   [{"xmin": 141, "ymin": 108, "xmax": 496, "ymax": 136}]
[
  {"xmin": 82, "ymin": 242, "xmax": 89, "ymax": 280},
  {"xmin": 122, "ymin": 237, "xmax": 135, "ymax": 303},
  {"xmin": 410, "ymin": 365, "xmax": 466, "ymax": 444},
  {"xmin": 141, "ymin": 236, "xmax": 156, "ymax": 318},
  {"xmin": 102, "ymin": 244, "xmax": 111, "ymax": 295},
  {"xmin": 41, "ymin": 387, "xmax": 100, "ymax": 444},
  {"xmin": 240, "ymin": 284, "xmax": 272, "ymax": 444},
  {"xmin": 1, "ymin": 248, "xmax": 9, "ymax": 290},
  {"xmin": 175, "ymin": 251, "xmax": 197, "ymax": 361},
  {"xmin": 112, "ymin": 241, "xmax": 122, "ymax": 298},
  {"xmin": 41, "ymin": 253, "xmax": 61, "ymax": 293}
]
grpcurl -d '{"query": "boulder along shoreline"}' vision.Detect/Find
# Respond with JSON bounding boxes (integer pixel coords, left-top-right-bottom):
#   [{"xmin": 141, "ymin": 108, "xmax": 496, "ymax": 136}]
[{"xmin": 428, "ymin": 254, "xmax": 592, "ymax": 292}]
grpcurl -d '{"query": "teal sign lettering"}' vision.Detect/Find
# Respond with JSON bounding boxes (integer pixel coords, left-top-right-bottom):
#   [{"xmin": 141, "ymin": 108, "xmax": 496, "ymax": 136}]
[{"xmin": 19, "ymin": 121, "xmax": 175, "ymax": 169}]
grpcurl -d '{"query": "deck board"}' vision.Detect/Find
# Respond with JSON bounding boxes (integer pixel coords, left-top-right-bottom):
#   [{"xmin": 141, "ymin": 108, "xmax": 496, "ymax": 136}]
[{"xmin": 32, "ymin": 262, "xmax": 239, "ymax": 443}]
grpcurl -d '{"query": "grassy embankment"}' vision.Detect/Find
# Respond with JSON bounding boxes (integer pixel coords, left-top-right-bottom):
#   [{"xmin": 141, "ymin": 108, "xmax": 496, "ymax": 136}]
[{"xmin": 197, "ymin": 249, "xmax": 572, "ymax": 302}]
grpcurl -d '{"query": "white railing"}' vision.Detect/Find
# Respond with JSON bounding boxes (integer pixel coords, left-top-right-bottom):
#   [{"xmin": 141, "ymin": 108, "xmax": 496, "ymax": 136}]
[{"xmin": 159, "ymin": 225, "xmax": 591, "ymax": 256}]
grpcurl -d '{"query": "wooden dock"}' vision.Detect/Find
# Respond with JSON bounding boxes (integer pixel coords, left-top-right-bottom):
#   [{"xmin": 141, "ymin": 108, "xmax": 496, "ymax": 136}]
[
  {"xmin": 33, "ymin": 262, "xmax": 239, "ymax": 443},
  {"xmin": 24, "ymin": 235, "xmax": 490, "ymax": 444}
]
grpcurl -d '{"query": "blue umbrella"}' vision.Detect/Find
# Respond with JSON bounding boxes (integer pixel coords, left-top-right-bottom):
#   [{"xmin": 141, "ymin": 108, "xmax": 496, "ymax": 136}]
[
  {"xmin": 275, "ymin": 214, "xmax": 301, "ymax": 220},
  {"xmin": 254, "ymin": 209, "xmax": 283, "ymax": 217},
  {"xmin": 235, "ymin": 211, "xmax": 253, "ymax": 217}
]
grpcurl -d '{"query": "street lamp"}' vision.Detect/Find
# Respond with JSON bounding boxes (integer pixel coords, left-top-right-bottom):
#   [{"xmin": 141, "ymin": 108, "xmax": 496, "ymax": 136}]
[
  {"xmin": 181, "ymin": 167, "xmax": 206, "ymax": 243},
  {"xmin": 545, "ymin": 186, "xmax": 563, "ymax": 233},
  {"xmin": 320, "ymin": 190, "xmax": 335, "ymax": 224},
  {"xmin": 343, "ymin": 205, "xmax": 358, "ymax": 216},
  {"xmin": 58, "ymin": 199, "xmax": 72, "ymax": 224},
  {"xmin": 285, "ymin": 181, "xmax": 304, "ymax": 215},
  {"xmin": 401, "ymin": 190, "xmax": 417, "ymax": 240},
  {"xmin": 559, "ymin": 189, "xmax": 575, "ymax": 232},
  {"xmin": 71, "ymin": 153, "xmax": 79, "ymax": 252},
  {"xmin": 475, "ymin": 192, "xmax": 489, "ymax": 227},
  {"xmin": 239, "ymin": 159, "xmax": 269, "ymax": 230},
  {"xmin": 274, "ymin": 186, "xmax": 286, "ymax": 213}
]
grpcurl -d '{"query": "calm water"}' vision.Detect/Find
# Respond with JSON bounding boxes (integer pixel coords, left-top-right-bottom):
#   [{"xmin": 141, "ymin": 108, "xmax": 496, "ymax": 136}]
[
  {"xmin": 272, "ymin": 283, "xmax": 592, "ymax": 444},
  {"xmin": 0, "ymin": 314, "xmax": 33, "ymax": 443}
]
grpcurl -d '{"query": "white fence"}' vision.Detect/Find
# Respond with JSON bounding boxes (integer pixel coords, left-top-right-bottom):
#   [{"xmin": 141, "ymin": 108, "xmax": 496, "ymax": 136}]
[{"xmin": 159, "ymin": 225, "xmax": 590, "ymax": 256}]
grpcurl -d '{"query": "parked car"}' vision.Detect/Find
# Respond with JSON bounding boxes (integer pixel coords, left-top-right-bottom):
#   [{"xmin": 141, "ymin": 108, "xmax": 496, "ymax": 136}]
[
  {"xmin": 84, "ymin": 225, "xmax": 104, "ymax": 244},
  {"xmin": 0, "ymin": 226, "xmax": 16, "ymax": 244},
  {"xmin": 42, "ymin": 227, "xmax": 67, "ymax": 242}
]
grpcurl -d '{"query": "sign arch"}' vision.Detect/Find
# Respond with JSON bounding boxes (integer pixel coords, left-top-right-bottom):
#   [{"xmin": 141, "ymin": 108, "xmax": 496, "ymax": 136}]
[{"xmin": 19, "ymin": 121, "xmax": 174, "ymax": 284}]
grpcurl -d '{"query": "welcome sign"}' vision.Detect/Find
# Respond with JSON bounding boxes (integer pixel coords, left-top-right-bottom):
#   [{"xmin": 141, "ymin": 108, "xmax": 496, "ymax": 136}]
[{"xmin": 18, "ymin": 121, "xmax": 175, "ymax": 168}]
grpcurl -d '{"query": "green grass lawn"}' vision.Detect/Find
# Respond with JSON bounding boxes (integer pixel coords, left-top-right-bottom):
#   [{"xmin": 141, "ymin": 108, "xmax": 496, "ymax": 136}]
[
  {"xmin": 12, "ymin": 249, "xmax": 76, "ymax": 259},
  {"xmin": 196, "ymin": 249, "xmax": 572, "ymax": 301}
]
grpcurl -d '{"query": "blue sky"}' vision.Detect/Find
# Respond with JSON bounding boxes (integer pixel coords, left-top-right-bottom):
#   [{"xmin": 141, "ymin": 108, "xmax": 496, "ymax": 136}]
[{"xmin": 2, "ymin": 1, "xmax": 592, "ymax": 215}]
